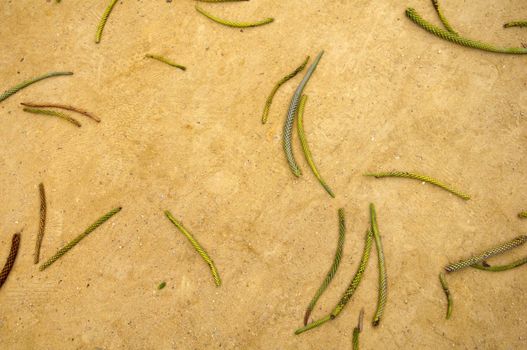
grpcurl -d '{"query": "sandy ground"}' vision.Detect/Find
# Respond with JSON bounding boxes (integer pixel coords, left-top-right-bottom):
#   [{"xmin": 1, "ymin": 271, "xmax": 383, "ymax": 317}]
[{"xmin": 0, "ymin": 0, "xmax": 526, "ymax": 349}]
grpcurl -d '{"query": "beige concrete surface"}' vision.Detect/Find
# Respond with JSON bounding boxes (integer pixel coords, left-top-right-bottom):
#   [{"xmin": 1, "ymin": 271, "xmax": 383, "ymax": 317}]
[{"xmin": 0, "ymin": 0, "xmax": 526, "ymax": 349}]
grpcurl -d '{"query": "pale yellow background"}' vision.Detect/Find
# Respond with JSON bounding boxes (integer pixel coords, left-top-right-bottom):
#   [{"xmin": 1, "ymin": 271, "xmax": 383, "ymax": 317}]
[{"xmin": 0, "ymin": 0, "xmax": 526, "ymax": 349}]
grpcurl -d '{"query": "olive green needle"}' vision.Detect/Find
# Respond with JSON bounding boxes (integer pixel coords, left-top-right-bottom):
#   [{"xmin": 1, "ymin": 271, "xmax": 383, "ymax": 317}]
[
  {"xmin": 294, "ymin": 314, "xmax": 331, "ymax": 335},
  {"xmin": 95, "ymin": 0, "xmax": 119, "ymax": 44},
  {"xmin": 364, "ymin": 171, "xmax": 470, "ymax": 200},
  {"xmin": 504, "ymin": 21, "xmax": 527, "ymax": 28},
  {"xmin": 352, "ymin": 327, "xmax": 360, "ymax": 349},
  {"xmin": 23, "ymin": 107, "xmax": 82, "ymax": 127},
  {"xmin": 331, "ymin": 230, "xmax": 373, "ymax": 319},
  {"xmin": 471, "ymin": 257, "xmax": 527, "ymax": 272},
  {"xmin": 34, "ymin": 183, "xmax": 47, "ymax": 264},
  {"xmin": 295, "ymin": 229, "xmax": 373, "ymax": 335},
  {"xmin": 39, "ymin": 207, "xmax": 122, "ymax": 271},
  {"xmin": 431, "ymin": 0, "xmax": 458, "ymax": 35},
  {"xmin": 352, "ymin": 308, "xmax": 364, "ymax": 350},
  {"xmin": 261, "ymin": 56, "xmax": 309, "ymax": 124},
  {"xmin": 0, "ymin": 71, "xmax": 73, "ymax": 103},
  {"xmin": 145, "ymin": 54, "xmax": 186, "ymax": 71},
  {"xmin": 439, "ymin": 272, "xmax": 452, "ymax": 319},
  {"xmin": 444, "ymin": 235, "xmax": 527, "ymax": 273},
  {"xmin": 164, "ymin": 211, "xmax": 221, "ymax": 287},
  {"xmin": 406, "ymin": 8, "xmax": 527, "ymax": 54},
  {"xmin": 518, "ymin": 211, "xmax": 527, "ymax": 218},
  {"xmin": 284, "ymin": 51, "xmax": 324, "ymax": 177},
  {"xmin": 303, "ymin": 209, "xmax": 345, "ymax": 325},
  {"xmin": 297, "ymin": 95, "xmax": 335, "ymax": 198},
  {"xmin": 195, "ymin": 5, "xmax": 274, "ymax": 28},
  {"xmin": 370, "ymin": 203, "xmax": 387, "ymax": 327}
]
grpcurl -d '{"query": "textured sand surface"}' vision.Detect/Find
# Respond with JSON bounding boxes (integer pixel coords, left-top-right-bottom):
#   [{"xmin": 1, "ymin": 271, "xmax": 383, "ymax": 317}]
[{"xmin": 1, "ymin": 0, "xmax": 526, "ymax": 349}]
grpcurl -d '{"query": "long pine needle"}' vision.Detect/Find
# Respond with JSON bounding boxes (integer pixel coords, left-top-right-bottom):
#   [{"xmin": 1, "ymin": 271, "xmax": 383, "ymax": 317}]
[{"xmin": 164, "ymin": 211, "xmax": 221, "ymax": 286}]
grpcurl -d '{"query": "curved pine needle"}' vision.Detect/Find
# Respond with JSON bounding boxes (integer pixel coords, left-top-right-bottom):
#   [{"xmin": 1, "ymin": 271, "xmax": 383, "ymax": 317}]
[
  {"xmin": 21, "ymin": 102, "xmax": 100, "ymax": 123},
  {"xmin": 295, "ymin": 229, "xmax": 373, "ymax": 335},
  {"xmin": 23, "ymin": 108, "xmax": 81, "ymax": 128},
  {"xmin": 504, "ymin": 21, "xmax": 527, "ymax": 28},
  {"xmin": 303, "ymin": 208, "xmax": 346, "ymax": 325},
  {"xmin": 34, "ymin": 183, "xmax": 47, "ymax": 264},
  {"xmin": 39, "ymin": 207, "xmax": 122, "ymax": 271},
  {"xmin": 518, "ymin": 211, "xmax": 527, "ymax": 218},
  {"xmin": 145, "ymin": 54, "xmax": 186, "ymax": 71},
  {"xmin": 364, "ymin": 171, "xmax": 470, "ymax": 200},
  {"xmin": 370, "ymin": 203, "xmax": 387, "ymax": 327},
  {"xmin": 431, "ymin": 0, "xmax": 458, "ymax": 35},
  {"xmin": 444, "ymin": 235, "xmax": 527, "ymax": 273},
  {"xmin": 297, "ymin": 95, "xmax": 335, "ymax": 198},
  {"xmin": 0, "ymin": 72, "xmax": 73, "ymax": 103},
  {"xmin": 471, "ymin": 257, "xmax": 527, "ymax": 272},
  {"xmin": 331, "ymin": 230, "xmax": 373, "ymax": 319},
  {"xmin": 95, "ymin": 0, "xmax": 119, "ymax": 44},
  {"xmin": 0, "ymin": 232, "xmax": 21, "ymax": 289},
  {"xmin": 352, "ymin": 309, "xmax": 364, "ymax": 350},
  {"xmin": 261, "ymin": 56, "xmax": 309, "ymax": 124},
  {"xmin": 284, "ymin": 51, "xmax": 324, "ymax": 177},
  {"xmin": 439, "ymin": 272, "xmax": 452, "ymax": 319},
  {"xmin": 164, "ymin": 211, "xmax": 221, "ymax": 287},
  {"xmin": 195, "ymin": 5, "xmax": 274, "ymax": 28},
  {"xmin": 406, "ymin": 8, "xmax": 527, "ymax": 54}
]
